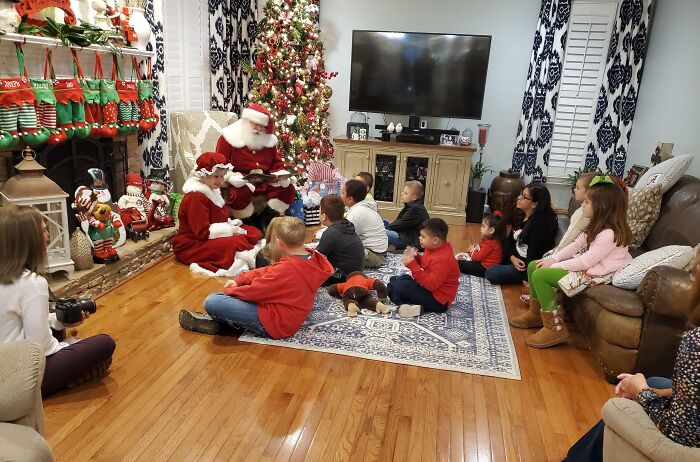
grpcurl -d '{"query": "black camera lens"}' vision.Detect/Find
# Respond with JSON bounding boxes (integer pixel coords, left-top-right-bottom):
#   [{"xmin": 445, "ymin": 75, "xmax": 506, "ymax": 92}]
[{"xmin": 75, "ymin": 299, "xmax": 97, "ymax": 314}]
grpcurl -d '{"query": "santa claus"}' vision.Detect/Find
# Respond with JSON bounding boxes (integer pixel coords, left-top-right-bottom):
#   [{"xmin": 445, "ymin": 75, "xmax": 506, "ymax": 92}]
[
  {"xmin": 216, "ymin": 103, "xmax": 296, "ymax": 220},
  {"xmin": 172, "ymin": 152, "xmax": 264, "ymax": 277}
]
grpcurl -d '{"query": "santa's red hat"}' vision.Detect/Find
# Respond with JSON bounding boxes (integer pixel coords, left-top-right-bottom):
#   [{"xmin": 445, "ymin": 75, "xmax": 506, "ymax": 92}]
[
  {"xmin": 241, "ymin": 103, "xmax": 275, "ymax": 134},
  {"xmin": 193, "ymin": 152, "xmax": 233, "ymax": 178},
  {"xmin": 125, "ymin": 172, "xmax": 143, "ymax": 187}
]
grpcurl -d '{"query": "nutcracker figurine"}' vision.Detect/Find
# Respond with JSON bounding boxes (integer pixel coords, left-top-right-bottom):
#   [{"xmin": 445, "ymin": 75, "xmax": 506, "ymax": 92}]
[{"xmin": 145, "ymin": 167, "xmax": 175, "ymax": 231}]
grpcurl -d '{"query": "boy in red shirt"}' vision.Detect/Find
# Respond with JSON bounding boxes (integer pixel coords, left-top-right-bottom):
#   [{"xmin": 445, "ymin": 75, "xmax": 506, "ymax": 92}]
[
  {"xmin": 179, "ymin": 217, "xmax": 333, "ymax": 339},
  {"xmin": 388, "ymin": 218, "xmax": 460, "ymax": 318}
]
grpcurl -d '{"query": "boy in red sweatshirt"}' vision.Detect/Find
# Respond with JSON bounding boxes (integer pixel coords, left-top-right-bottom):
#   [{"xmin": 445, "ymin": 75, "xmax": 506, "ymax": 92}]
[
  {"xmin": 179, "ymin": 217, "xmax": 333, "ymax": 339},
  {"xmin": 387, "ymin": 218, "xmax": 460, "ymax": 318}
]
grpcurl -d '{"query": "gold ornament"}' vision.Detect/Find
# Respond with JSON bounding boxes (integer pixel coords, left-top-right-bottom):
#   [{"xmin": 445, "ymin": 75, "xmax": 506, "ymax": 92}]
[
  {"xmin": 301, "ymin": 96, "xmax": 308, "ymax": 104},
  {"xmin": 322, "ymin": 86, "xmax": 333, "ymax": 99},
  {"xmin": 297, "ymin": 138, "xmax": 307, "ymax": 151}
]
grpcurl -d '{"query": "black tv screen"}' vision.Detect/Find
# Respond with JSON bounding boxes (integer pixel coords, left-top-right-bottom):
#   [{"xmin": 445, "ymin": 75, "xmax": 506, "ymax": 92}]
[{"xmin": 349, "ymin": 31, "xmax": 492, "ymax": 119}]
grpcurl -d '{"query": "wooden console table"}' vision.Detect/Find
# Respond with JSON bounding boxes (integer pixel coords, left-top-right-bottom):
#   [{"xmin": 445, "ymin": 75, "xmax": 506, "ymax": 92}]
[{"xmin": 333, "ymin": 137, "xmax": 476, "ymax": 224}]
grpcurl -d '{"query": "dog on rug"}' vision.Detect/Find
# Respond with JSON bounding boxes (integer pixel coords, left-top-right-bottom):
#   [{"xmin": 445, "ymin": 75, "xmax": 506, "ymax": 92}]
[{"xmin": 327, "ymin": 271, "xmax": 390, "ymax": 317}]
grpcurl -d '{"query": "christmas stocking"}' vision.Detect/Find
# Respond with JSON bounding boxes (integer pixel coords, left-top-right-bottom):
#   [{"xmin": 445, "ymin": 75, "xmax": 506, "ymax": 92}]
[
  {"xmin": 98, "ymin": 55, "xmax": 120, "ymax": 138},
  {"xmin": 49, "ymin": 50, "xmax": 89, "ymax": 142},
  {"xmin": 0, "ymin": 45, "xmax": 49, "ymax": 149},
  {"xmin": 114, "ymin": 56, "xmax": 139, "ymax": 135},
  {"xmin": 80, "ymin": 53, "xmax": 105, "ymax": 137},
  {"xmin": 134, "ymin": 57, "xmax": 159, "ymax": 132}
]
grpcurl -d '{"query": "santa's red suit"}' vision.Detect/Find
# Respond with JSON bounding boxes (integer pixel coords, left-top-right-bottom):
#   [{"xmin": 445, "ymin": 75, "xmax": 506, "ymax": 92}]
[
  {"xmin": 172, "ymin": 152, "xmax": 263, "ymax": 276},
  {"xmin": 215, "ymin": 104, "xmax": 296, "ymax": 218}
]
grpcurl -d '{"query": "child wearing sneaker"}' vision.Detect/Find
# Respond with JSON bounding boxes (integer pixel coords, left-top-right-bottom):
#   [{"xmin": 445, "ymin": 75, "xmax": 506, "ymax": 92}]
[
  {"xmin": 316, "ymin": 194, "xmax": 365, "ymax": 284},
  {"xmin": 179, "ymin": 217, "xmax": 333, "ymax": 339},
  {"xmin": 457, "ymin": 211, "xmax": 506, "ymax": 277},
  {"xmin": 387, "ymin": 218, "xmax": 460, "ymax": 317},
  {"xmin": 384, "ymin": 180, "xmax": 429, "ymax": 251},
  {"xmin": 343, "ymin": 179, "xmax": 388, "ymax": 268}
]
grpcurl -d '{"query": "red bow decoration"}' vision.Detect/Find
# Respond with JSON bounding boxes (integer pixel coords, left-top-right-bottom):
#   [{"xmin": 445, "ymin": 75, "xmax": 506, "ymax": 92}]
[{"xmin": 493, "ymin": 210, "xmax": 502, "ymax": 218}]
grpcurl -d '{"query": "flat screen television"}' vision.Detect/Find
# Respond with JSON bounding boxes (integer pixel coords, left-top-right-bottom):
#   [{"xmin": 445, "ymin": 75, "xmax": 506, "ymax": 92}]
[{"xmin": 349, "ymin": 30, "xmax": 492, "ymax": 120}]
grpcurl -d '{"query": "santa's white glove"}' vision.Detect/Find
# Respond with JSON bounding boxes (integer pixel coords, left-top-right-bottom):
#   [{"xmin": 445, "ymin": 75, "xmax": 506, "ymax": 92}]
[
  {"xmin": 270, "ymin": 171, "xmax": 292, "ymax": 188},
  {"xmin": 224, "ymin": 171, "xmax": 256, "ymax": 192}
]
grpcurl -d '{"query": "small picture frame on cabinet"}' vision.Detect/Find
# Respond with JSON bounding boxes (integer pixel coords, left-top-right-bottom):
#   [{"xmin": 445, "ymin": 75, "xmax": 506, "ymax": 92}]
[
  {"xmin": 346, "ymin": 122, "xmax": 369, "ymax": 139},
  {"xmin": 440, "ymin": 134, "xmax": 459, "ymax": 146}
]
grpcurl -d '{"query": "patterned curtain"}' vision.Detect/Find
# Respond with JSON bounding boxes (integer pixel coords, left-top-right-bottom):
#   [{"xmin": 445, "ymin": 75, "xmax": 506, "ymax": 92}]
[
  {"xmin": 511, "ymin": 0, "xmax": 572, "ymax": 182},
  {"xmin": 584, "ymin": 0, "xmax": 653, "ymax": 177},
  {"xmin": 137, "ymin": 0, "xmax": 168, "ymax": 176},
  {"xmin": 209, "ymin": 0, "xmax": 258, "ymax": 113}
]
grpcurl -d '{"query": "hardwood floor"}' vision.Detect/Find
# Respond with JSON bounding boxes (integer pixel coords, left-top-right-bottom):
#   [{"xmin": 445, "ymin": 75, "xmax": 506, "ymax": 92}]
[{"xmin": 43, "ymin": 224, "xmax": 614, "ymax": 461}]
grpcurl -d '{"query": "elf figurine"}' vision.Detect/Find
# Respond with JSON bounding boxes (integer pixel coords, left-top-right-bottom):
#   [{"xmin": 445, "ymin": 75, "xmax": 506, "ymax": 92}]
[
  {"xmin": 145, "ymin": 167, "xmax": 175, "ymax": 231},
  {"xmin": 117, "ymin": 172, "xmax": 150, "ymax": 241}
]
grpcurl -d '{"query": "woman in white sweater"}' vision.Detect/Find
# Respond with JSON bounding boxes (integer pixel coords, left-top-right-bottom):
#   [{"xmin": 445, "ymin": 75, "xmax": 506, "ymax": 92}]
[{"xmin": 0, "ymin": 204, "xmax": 115, "ymax": 397}]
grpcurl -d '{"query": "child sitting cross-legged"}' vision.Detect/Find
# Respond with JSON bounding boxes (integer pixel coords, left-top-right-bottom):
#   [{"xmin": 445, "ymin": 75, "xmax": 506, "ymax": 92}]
[
  {"xmin": 385, "ymin": 180, "xmax": 430, "ymax": 251},
  {"xmin": 179, "ymin": 216, "xmax": 333, "ymax": 339},
  {"xmin": 387, "ymin": 218, "xmax": 460, "ymax": 318},
  {"xmin": 457, "ymin": 211, "xmax": 507, "ymax": 277},
  {"xmin": 343, "ymin": 179, "xmax": 389, "ymax": 268},
  {"xmin": 316, "ymin": 194, "xmax": 365, "ymax": 284}
]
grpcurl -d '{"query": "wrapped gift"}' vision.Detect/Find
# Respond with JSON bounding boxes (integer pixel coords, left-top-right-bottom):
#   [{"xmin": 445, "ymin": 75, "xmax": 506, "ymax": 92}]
[
  {"xmin": 304, "ymin": 205, "xmax": 320, "ymax": 226},
  {"xmin": 308, "ymin": 181, "xmax": 340, "ymax": 197},
  {"xmin": 286, "ymin": 191, "xmax": 305, "ymax": 221}
]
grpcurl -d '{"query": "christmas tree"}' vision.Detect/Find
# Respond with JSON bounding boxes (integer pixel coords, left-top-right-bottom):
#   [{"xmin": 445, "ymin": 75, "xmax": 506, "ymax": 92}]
[{"xmin": 247, "ymin": 0, "xmax": 337, "ymax": 182}]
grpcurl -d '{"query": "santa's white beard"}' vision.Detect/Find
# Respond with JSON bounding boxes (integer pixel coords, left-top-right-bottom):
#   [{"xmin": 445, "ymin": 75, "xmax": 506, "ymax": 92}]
[
  {"xmin": 126, "ymin": 185, "xmax": 143, "ymax": 196},
  {"xmin": 237, "ymin": 119, "xmax": 268, "ymax": 151}
]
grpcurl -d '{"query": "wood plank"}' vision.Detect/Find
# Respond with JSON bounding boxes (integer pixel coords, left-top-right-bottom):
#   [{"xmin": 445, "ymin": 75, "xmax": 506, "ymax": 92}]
[{"xmin": 42, "ymin": 224, "xmax": 615, "ymax": 462}]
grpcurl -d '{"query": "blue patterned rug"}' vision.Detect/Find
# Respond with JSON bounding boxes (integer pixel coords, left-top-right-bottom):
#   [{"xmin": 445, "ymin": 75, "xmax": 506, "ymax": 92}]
[{"xmin": 239, "ymin": 255, "xmax": 521, "ymax": 380}]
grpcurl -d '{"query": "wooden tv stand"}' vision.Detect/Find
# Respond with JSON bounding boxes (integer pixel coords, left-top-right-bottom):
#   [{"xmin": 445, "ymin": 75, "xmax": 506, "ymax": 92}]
[{"xmin": 332, "ymin": 137, "xmax": 476, "ymax": 224}]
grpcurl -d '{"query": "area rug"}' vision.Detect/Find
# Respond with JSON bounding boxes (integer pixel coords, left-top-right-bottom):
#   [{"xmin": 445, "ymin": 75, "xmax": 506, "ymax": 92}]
[{"xmin": 239, "ymin": 255, "xmax": 521, "ymax": 380}]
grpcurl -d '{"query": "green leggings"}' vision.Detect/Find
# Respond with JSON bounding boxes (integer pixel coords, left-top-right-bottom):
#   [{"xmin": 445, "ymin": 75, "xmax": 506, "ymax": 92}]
[{"xmin": 527, "ymin": 260, "xmax": 568, "ymax": 312}]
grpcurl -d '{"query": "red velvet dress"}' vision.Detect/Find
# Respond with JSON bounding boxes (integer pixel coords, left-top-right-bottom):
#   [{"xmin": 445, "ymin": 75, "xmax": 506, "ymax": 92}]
[{"xmin": 172, "ymin": 181, "xmax": 262, "ymax": 272}]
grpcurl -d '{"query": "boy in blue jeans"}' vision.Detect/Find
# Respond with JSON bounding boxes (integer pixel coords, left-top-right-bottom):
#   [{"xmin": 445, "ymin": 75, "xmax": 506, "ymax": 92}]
[
  {"xmin": 385, "ymin": 180, "xmax": 429, "ymax": 251},
  {"xmin": 388, "ymin": 218, "xmax": 460, "ymax": 317}
]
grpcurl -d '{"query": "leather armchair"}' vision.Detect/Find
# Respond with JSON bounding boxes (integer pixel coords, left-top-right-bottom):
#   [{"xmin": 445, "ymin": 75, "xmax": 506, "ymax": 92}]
[
  {"xmin": 602, "ymin": 398, "xmax": 700, "ymax": 461},
  {"xmin": 0, "ymin": 341, "xmax": 54, "ymax": 462}
]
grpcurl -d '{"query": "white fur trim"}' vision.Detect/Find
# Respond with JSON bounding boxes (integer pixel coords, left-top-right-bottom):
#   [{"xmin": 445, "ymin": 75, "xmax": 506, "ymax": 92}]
[
  {"xmin": 267, "ymin": 198, "xmax": 290, "ymax": 214},
  {"xmin": 242, "ymin": 107, "xmax": 270, "ymax": 126},
  {"xmin": 191, "ymin": 163, "xmax": 233, "ymax": 179},
  {"xmin": 182, "ymin": 178, "xmax": 226, "ymax": 208},
  {"xmin": 221, "ymin": 119, "xmax": 278, "ymax": 149},
  {"xmin": 231, "ymin": 202, "xmax": 255, "ymax": 219},
  {"xmin": 209, "ymin": 222, "xmax": 234, "ymax": 239},
  {"xmin": 188, "ymin": 239, "xmax": 265, "ymax": 278}
]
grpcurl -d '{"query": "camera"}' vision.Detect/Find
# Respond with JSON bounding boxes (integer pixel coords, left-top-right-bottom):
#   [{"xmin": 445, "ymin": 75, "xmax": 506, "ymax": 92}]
[{"xmin": 55, "ymin": 298, "xmax": 97, "ymax": 324}]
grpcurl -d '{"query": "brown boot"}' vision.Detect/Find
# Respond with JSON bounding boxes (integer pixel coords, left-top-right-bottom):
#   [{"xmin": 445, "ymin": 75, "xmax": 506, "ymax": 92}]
[
  {"xmin": 526, "ymin": 309, "xmax": 569, "ymax": 348},
  {"xmin": 510, "ymin": 298, "xmax": 544, "ymax": 329}
]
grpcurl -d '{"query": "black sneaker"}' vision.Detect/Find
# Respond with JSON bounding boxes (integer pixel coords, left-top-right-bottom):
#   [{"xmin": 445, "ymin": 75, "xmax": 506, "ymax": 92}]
[{"xmin": 179, "ymin": 309, "xmax": 221, "ymax": 335}]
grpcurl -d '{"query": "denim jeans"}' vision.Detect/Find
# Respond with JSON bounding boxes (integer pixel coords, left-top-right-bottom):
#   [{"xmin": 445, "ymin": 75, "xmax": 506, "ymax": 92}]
[
  {"xmin": 387, "ymin": 274, "xmax": 448, "ymax": 313},
  {"xmin": 386, "ymin": 230, "xmax": 412, "ymax": 250},
  {"xmin": 485, "ymin": 264, "xmax": 527, "ymax": 284},
  {"xmin": 204, "ymin": 292, "xmax": 268, "ymax": 336}
]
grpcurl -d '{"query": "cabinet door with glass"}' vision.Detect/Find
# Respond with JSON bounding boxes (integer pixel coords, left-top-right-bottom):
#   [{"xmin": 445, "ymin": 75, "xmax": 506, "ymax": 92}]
[
  {"xmin": 341, "ymin": 149, "xmax": 371, "ymax": 180},
  {"xmin": 372, "ymin": 152, "xmax": 400, "ymax": 205},
  {"xmin": 398, "ymin": 153, "xmax": 432, "ymax": 205},
  {"xmin": 430, "ymin": 155, "xmax": 467, "ymax": 213}
]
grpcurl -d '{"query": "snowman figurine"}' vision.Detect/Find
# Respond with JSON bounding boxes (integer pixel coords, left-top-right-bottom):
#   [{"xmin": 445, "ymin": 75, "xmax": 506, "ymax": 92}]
[
  {"xmin": 145, "ymin": 167, "xmax": 175, "ymax": 231},
  {"xmin": 117, "ymin": 172, "xmax": 150, "ymax": 241}
]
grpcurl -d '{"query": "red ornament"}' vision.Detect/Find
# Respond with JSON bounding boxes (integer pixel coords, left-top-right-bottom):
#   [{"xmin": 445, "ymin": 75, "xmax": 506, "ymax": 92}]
[
  {"xmin": 295, "ymin": 81, "xmax": 303, "ymax": 96},
  {"xmin": 282, "ymin": 133, "xmax": 290, "ymax": 143},
  {"xmin": 308, "ymin": 136, "xmax": 317, "ymax": 147}
]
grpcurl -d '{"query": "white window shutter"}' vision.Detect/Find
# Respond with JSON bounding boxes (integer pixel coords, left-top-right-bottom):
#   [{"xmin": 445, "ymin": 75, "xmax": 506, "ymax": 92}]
[
  {"xmin": 547, "ymin": 1, "xmax": 617, "ymax": 179},
  {"xmin": 164, "ymin": 0, "xmax": 210, "ymax": 112}
]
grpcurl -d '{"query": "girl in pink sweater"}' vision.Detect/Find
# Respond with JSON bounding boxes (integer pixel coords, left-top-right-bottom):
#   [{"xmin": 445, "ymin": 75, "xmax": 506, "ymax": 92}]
[{"xmin": 510, "ymin": 176, "xmax": 632, "ymax": 349}]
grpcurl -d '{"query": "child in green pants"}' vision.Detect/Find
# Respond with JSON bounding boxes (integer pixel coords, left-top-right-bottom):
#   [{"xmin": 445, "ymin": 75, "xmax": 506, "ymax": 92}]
[{"xmin": 527, "ymin": 260, "xmax": 568, "ymax": 314}]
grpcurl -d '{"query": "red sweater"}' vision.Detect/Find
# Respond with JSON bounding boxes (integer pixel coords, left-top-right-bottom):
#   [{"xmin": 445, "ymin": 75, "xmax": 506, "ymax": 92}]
[
  {"xmin": 470, "ymin": 238, "xmax": 502, "ymax": 269},
  {"xmin": 224, "ymin": 250, "xmax": 333, "ymax": 339},
  {"xmin": 406, "ymin": 242, "xmax": 460, "ymax": 306}
]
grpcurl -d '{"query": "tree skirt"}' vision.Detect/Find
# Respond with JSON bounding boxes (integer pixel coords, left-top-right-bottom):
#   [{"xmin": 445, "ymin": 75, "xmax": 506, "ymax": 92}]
[{"xmin": 239, "ymin": 255, "xmax": 521, "ymax": 380}]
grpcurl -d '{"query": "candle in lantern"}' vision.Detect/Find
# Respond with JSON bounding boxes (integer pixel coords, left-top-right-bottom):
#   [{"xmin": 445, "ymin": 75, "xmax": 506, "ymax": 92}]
[{"xmin": 478, "ymin": 124, "xmax": 490, "ymax": 146}]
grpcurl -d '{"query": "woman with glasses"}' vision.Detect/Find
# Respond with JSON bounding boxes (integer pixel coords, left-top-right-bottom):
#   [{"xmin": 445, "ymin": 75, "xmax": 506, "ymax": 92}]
[{"xmin": 484, "ymin": 183, "xmax": 558, "ymax": 289}]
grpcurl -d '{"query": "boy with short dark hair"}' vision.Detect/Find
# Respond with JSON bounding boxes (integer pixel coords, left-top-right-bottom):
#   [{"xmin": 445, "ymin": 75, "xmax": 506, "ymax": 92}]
[
  {"xmin": 316, "ymin": 195, "xmax": 365, "ymax": 283},
  {"xmin": 342, "ymin": 179, "xmax": 388, "ymax": 268},
  {"xmin": 387, "ymin": 218, "xmax": 460, "ymax": 317},
  {"xmin": 385, "ymin": 180, "xmax": 429, "ymax": 251},
  {"xmin": 355, "ymin": 172, "xmax": 375, "ymax": 203}
]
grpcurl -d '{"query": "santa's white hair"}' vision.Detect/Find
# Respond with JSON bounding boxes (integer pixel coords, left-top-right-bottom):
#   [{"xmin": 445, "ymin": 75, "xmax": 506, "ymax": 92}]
[{"xmin": 221, "ymin": 118, "xmax": 278, "ymax": 151}]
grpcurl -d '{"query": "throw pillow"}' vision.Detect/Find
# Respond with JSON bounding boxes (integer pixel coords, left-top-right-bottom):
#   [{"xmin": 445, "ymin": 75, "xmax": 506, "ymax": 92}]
[
  {"xmin": 635, "ymin": 154, "xmax": 693, "ymax": 193},
  {"xmin": 613, "ymin": 245, "xmax": 695, "ymax": 290},
  {"xmin": 627, "ymin": 185, "xmax": 662, "ymax": 249}
]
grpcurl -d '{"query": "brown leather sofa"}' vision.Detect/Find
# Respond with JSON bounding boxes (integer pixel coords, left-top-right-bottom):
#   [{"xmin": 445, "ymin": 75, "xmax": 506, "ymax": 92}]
[{"xmin": 563, "ymin": 175, "xmax": 700, "ymax": 382}]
